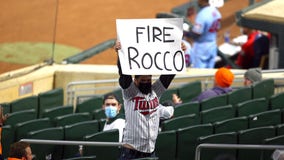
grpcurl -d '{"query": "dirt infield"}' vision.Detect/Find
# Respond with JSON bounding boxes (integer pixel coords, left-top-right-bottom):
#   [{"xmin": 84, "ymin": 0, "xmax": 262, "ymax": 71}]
[{"xmin": 0, "ymin": 0, "xmax": 259, "ymax": 74}]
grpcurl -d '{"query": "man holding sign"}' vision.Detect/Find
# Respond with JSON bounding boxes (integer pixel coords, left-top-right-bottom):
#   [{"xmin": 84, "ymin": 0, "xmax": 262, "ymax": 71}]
[{"xmin": 115, "ymin": 18, "xmax": 185, "ymax": 159}]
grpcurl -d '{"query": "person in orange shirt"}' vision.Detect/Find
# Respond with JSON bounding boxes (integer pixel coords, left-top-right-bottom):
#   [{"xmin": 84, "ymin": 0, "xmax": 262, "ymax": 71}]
[
  {"xmin": 0, "ymin": 106, "xmax": 8, "ymax": 160},
  {"xmin": 8, "ymin": 142, "xmax": 33, "ymax": 160}
]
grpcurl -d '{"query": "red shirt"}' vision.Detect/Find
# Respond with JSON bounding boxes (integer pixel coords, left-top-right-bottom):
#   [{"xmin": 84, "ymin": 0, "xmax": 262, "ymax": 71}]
[{"xmin": 236, "ymin": 31, "xmax": 259, "ymax": 69}]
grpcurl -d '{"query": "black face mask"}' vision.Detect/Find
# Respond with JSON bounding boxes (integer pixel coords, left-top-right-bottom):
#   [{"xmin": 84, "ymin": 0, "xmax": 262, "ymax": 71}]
[{"xmin": 138, "ymin": 82, "xmax": 152, "ymax": 94}]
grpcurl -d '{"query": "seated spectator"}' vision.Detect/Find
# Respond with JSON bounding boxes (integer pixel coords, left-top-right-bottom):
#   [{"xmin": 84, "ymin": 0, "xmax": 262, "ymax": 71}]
[
  {"xmin": 192, "ymin": 67, "xmax": 234, "ymax": 102},
  {"xmin": 8, "ymin": 141, "xmax": 33, "ymax": 160},
  {"xmin": 102, "ymin": 93, "xmax": 125, "ymax": 142},
  {"xmin": 244, "ymin": 68, "xmax": 262, "ymax": 86}
]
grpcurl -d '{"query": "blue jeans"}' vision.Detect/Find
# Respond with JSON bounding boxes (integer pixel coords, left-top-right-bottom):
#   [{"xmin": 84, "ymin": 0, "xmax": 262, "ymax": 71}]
[{"xmin": 119, "ymin": 147, "xmax": 156, "ymax": 160}]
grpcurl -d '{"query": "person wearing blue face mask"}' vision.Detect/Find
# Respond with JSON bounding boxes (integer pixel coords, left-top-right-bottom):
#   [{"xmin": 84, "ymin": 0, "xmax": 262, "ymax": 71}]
[{"xmin": 102, "ymin": 93, "xmax": 125, "ymax": 142}]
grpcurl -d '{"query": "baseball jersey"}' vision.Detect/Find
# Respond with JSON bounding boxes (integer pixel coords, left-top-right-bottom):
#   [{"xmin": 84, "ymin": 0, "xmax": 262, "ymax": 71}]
[
  {"xmin": 192, "ymin": 5, "xmax": 221, "ymax": 43},
  {"xmin": 190, "ymin": 5, "xmax": 221, "ymax": 68},
  {"xmin": 117, "ymin": 57, "xmax": 175, "ymax": 153},
  {"xmin": 122, "ymin": 80, "xmax": 165, "ymax": 153}
]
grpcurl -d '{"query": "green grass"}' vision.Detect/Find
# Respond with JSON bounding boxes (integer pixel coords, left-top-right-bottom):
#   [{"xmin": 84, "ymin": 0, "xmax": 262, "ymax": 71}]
[{"xmin": 0, "ymin": 42, "xmax": 82, "ymax": 65}]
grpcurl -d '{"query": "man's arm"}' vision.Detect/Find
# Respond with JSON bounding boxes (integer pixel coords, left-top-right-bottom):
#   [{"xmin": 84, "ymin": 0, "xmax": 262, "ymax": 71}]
[
  {"xmin": 115, "ymin": 41, "xmax": 132, "ymax": 89},
  {"xmin": 159, "ymin": 75, "xmax": 175, "ymax": 89}
]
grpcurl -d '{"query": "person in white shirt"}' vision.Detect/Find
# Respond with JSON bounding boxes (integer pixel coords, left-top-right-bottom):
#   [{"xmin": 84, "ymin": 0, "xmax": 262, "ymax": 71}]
[{"xmin": 102, "ymin": 93, "xmax": 125, "ymax": 142}]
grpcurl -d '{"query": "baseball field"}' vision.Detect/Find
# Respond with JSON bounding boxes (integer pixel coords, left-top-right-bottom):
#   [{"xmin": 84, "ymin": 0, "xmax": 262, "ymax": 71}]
[{"xmin": 0, "ymin": 0, "xmax": 259, "ymax": 74}]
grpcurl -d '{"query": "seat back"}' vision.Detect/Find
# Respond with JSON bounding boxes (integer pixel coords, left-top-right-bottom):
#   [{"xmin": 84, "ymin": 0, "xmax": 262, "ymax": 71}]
[
  {"xmin": 252, "ymin": 79, "xmax": 274, "ymax": 99},
  {"xmin": 27, "ymin": 127, "xmax": 64, "ymax": 160},
  {"xmin": 269, "ymin": 92, "xmax": 284, "ymax": 110},
  {"xmin": 236, "ymin": 97, "xmax": 268, "ymax": 117},
  {"xmin": 10, "ymin": 95, "xmax": 38, "ymax": 113},
  {"xmin": 237, "ymin": 126, "xmax": 276, "ymax": 160},
  {"xmin": 92, "ymin": 108, "xmax": 105, "ymax": 120},
  {"xmin": 198, "ymin": 132, "xmax": 237, "ymax": 160},
  {"xmin": 54, "ymin": 112, "xmax": 92, "ymax": 127},
  {"xmin": 38, "ymin": 88, "xmax": 64, "ymax": 118},
  {"xmin": 76, "ymin": 95, "xmax": 103, "ymax": 113},
  {"xmin": 42, "ymin": 105, "xmax": 73, "ymax": 121},
  {"xmin": 1, "ymin": 103, "xmax": 11, "ymax": 114},
  {"xmin": 248, "ymin": 109, "xmax": 282, "ymax": 128},
  {"xmin": 174, "ymin": 101, "xmax": 200, "ymax": 117},
  {"xmin": 155, "ymin": 130, "xmax": 176, "ymax": 160},
  {"xmin": 63, "ymin": 120, "xmax": 100, "ymax": 159},
  {"xmin": 161, "ymin": 114, "xmax": 199, "ymax": 131},
  {"xmin": 200, "ymin": 94, "xmax": 228, "ymax": 111},
  {"xmin": 84, "ymin": 129, "xmax": 120, "ymax": 159},
  {"xmin": 227, "ymin": 87, "xmax": 252, "ymax": 107},
  {"xmin": 2, "ymin": 125, "xmax": 14, "ymax": 159},
  {"xmin": 15, "ymin": 117, "xmax": 53, "ymax": 141},
  {"xmin": 5, "ymin": 109, "xmax": 37, "ymax": 127},
  {"xmin": 214, "ymin": 116, "xmax": 248, "ymax": 134},
  {"xmin": 262, "ymin": 135, "xmax": 284, "ymax": 160},
  {"xmin": 276, "ymin": 124, "xmax": 284, "ymax": 135},
  {"xmin": 62, "ymin": 156, "xmax": 97, "ymax": 160},
  {"xmin": 176, "ymin": 123, "xmax": 214, "ymax": 160},
  {"xmin": 178, "ymin": 81, "xmax": 202, "ymax": 103},
  {"xmin": 200, "ymin": 105, "xmax": 235, "ymax": 124},
  {"xmin": 160, "ymin": 88, "xmax": 178, "ymax": 104}
]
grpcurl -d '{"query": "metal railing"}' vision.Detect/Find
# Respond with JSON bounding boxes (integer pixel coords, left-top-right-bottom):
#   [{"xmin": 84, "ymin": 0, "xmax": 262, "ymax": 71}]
[
  {"xmin": 20, "ymin": 139, "xmax": 123, "ymax": 147},
  {"xmin": 66, "ymin": 69, "xmax": 284, "ymax": 107},
  {"xmin": 195, "ymin": 143, "xmax": 284, "ymax": 160}
]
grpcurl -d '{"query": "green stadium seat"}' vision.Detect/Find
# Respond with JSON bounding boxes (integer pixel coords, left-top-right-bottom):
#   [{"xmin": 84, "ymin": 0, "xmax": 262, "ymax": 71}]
[
  {"xmin": 42, "ymin": 105, "xmax": 73, "ymax": 121},
  {"xmin": 237, "ymin": 126, "xmax": 276, "ymax": 160},
  {"xmin": 84, "ymin": 129, "xmax": 120, "ymax": 160},
  {"xmin": 214, "ymin": 116, "xmax": 248, "ymax": 134},
  {"xmin": 262, "ymin": 135, "xmax": 284, "ymax": 160},
  {"xmin": 160, "ymin": 88, "xmax": 178, "ymax": 104},
  {"xmin": 54, "ymin": 112, "xmax": 92, "ymax": 127},
  {"xmin": 248, "ymin": 109, "xmax": 282, "ymax": 128},
  {"xmin": 200, "ymin": 94, "xmax": 228, "ymax": 111},
  {"xmin": 276, "ymin": 123, "xmax": 284, "ymax": 136},
  {"xmin": 62, "ymin": 156, "xmax": 97, "ymax": 160},
  {"xmin": 132, "ymin": 158, "xmax": 158, "ymax": 160},
  {"xmin": 63, "ymin": 120, "xmax": 100, "ymax": 159},
  {"xmin": 161, "ymin": 114, "xmax": 199, "ymax": 131},
  {"xmin": 155, "ymin": 130, "xmax": 176, "ymax": 160},
  {"xmin": 15, "ymin": 117, "xmax": 53, "ymax": 141},
  {"xmin": 252, "ymin": 79, "xmax": 274, "ymax": 99},
  {"xmin": 92, "ymin": 108, "xmax": 105, "ymax": 121},
  {"xmin": 98, "ymin": 119, "xmax": 107, "ymax": 131},
  {"xmin": 227, "ymin": 87, "xmax": 252, "ymax": 107},
  {"xmin": 236, "ymin": 97, "xmax": 268, "ymax": 117},
  {"xmin": 0, "ymin": 103, "xmax": 11, "ymax": 114},
  {"xmin": 200, "ymin": 105, "xmax": 235, "ymax": 124},
  {"xmin": 5, "ymin": 109, "xmax": 37, "ymax": 127},
  {"xmin": 76, "ymin": 96, "xmax": 103, "ymax": 113},
  {"xmin": 38, "ymin": 88, "xmax": 64, "ymax": 118},
  {"xmin": 174, "ymin": 101, "xmax": 200, "ymax": 117},
  {"xmin": 176, "ymin": 123, "xmax": 214, "ymax": 160},
  {"xmin": 178, "ymin": 81, "xmax": 202, "ymax": 103},
  {"xmin": 2, "ymin": 125, "xmax": 14, "ymax": 159},
  {"xmin": 27, "ymin": 127, "xmax": 64, "ymax": 160},
  {"xmin": 269, "ymin": 92, "xmax": 284, "ymax": 110},
  {"xmin": 10, "ymin": 95, "xmax": 38, "ymax": 113},
  {"xmin": 198, "ymin": 132, "xmax": 237, "ymax": 160}
]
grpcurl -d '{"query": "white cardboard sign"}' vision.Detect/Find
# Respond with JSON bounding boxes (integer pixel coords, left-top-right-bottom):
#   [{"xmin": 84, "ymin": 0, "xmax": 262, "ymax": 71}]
[{"xmin": 116, "ymin": 18, "xmax": 185, "ymax": 75}]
